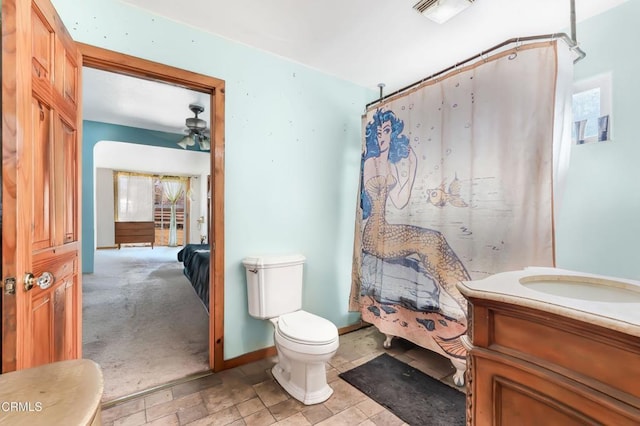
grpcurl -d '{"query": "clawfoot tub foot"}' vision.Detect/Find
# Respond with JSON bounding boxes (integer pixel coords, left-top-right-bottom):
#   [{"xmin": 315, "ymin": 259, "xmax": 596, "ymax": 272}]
[
  {"xmin": 450, "ymin": 358, "xmax": 466, "ymax": 386},
  {"xmin": 383, "ymin": 334, "xmax": 394, "ymax": 349}
]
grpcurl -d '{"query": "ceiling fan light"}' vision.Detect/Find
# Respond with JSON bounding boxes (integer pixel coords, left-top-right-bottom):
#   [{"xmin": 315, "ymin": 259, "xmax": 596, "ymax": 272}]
[
  {"xmin": 177, "ymin": 134, "xmax": 195, "ymax": 149},
  {"xmin": 198, "ymin": 137, "xmax": 211, "ymax": 151}
]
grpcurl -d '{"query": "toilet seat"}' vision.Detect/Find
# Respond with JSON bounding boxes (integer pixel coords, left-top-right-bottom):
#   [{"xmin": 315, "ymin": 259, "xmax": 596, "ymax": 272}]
[
  {"xmin": 277, "ymin": 310, "xmax": 338, "ymax": 345},
  {"xmin": 275, "ymin": 326, "xmax": 339, "ymax": 357}
]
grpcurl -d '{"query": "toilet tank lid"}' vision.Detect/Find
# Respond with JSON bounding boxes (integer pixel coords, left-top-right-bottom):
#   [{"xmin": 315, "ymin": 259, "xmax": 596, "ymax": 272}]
[{"xmin": 242, "ymin": 254, "xmax": 306, "ymax": 268}]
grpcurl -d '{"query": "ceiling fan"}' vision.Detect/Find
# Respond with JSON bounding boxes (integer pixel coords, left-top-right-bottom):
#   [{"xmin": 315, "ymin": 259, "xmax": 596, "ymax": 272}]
[{"xmin": 177, "ymin": 104, "xmax": 210, "ymax": 151}]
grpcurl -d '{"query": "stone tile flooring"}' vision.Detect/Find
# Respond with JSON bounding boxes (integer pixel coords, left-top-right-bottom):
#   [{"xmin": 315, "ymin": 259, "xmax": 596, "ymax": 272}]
[{"xmin": 101, "ymin": 326, "xmax": 465, "ymax": 425}]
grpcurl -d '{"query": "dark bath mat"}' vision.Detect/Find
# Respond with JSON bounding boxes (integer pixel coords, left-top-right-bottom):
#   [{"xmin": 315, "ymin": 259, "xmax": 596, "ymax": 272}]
[{"xmin": 339, "ymin": 353, "xmax": 465, "ymax": 426}]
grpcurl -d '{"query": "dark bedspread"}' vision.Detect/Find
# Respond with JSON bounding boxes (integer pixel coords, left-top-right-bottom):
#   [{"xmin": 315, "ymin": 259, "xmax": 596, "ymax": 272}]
[{"xmin": 177, "ymin": 244, "xmax": 210, "ymax": 311}]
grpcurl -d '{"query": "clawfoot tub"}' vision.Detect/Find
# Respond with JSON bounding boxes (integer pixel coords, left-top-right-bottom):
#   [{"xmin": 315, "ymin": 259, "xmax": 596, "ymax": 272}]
[
  {"xmin": 383, "ymin": 334, "xmax": 466, "ymax": 386},
  {"xmin": 360, "ymin": 253, "xmax": 468, "ymax": 386}
]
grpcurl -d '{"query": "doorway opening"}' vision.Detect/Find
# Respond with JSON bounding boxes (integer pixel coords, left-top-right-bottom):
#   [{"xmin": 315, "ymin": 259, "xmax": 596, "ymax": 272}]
[
  {"xmin": 89, "ymin": 140, "xmax": 211, "ymax": 400},
  {"xmin": 79, "ymin": 43, "xmax": 225, "ymax": 401}
]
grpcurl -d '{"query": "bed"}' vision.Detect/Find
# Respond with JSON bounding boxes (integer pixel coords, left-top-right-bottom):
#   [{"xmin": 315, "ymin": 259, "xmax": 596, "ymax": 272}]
[{"xmin": 177, "ymin": 244, "xmax": 210, "ymax": 311}]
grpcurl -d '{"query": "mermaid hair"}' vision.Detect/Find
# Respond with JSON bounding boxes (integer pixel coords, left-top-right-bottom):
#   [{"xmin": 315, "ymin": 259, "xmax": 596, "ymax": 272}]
[
  {"xmin": 361, "ymin": 109, "xmax": 410, "ymax": 219},
  {"xmin": 363, "ymin": 109, "xmax": 410, "ymax": 163}
]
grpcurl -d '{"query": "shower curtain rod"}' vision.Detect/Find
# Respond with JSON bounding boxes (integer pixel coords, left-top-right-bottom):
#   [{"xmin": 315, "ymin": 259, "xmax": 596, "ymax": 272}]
[{"xmin": 366, "ymin": 33, "xmax": 585, "ymax": 109}]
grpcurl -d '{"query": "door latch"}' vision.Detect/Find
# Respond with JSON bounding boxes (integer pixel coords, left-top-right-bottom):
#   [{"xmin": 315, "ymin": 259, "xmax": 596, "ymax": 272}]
[{"xmin": 4, "ymin": 277, "xmax": 16, "ymax": 295}]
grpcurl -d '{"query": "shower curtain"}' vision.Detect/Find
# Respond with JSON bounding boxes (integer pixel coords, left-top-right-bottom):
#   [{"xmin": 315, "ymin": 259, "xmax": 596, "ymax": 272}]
[{"xmin": 350, "ymin": 41, "xmax": 573, "ymax": 384}]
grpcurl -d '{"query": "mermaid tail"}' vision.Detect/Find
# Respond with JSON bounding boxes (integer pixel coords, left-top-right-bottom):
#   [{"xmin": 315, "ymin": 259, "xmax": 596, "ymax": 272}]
[{"xmin": 362, "ymin": 175, "xmax": 469, "ymax": 319}]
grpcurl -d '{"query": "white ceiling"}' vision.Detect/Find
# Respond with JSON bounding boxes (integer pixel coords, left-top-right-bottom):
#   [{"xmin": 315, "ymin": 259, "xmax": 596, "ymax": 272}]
[
  {"xmin": 83, "ymin": 0, "xmax": 627, "ymax": 134},
  {"xmin": 83, "ymin": 67, "xmax": 210, "ymax": 134}
]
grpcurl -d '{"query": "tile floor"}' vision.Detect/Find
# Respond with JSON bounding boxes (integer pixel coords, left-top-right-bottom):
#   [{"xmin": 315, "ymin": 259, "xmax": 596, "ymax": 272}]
[{"xmin": 101, "ymin": 326, "xmax": 465, "ymax": 426}]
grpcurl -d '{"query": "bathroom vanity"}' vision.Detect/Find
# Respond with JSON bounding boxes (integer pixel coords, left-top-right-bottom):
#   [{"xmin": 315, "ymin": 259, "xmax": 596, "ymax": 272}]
[{"xmin": 457, "ymin": 267, "xmax": 640, "ymax": 425}]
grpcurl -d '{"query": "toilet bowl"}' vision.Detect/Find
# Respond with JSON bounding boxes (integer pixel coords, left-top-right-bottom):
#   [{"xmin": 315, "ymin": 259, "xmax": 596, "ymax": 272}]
[
  {"xmin": 242, "ymin": 254, "xmax": 339, "ymax": 405},
  {"xmin": 270, "ymin": 310, "xmax": 339, "ymax": 405}
]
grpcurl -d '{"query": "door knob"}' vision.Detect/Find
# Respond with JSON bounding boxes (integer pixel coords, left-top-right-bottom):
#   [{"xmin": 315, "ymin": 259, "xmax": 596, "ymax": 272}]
[{"xmin": 24, "ymin": 271, "xmax": 54, "ymax": 291}]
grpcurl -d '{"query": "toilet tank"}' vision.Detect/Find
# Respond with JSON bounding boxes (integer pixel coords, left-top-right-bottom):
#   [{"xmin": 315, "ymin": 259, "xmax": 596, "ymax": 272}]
[{"xmin": 242, "ymin": 254, "xmax": 306, "ymax": 319}]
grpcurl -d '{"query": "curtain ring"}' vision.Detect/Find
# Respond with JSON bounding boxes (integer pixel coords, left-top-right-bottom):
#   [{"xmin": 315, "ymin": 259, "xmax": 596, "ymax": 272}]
[{"xmin": 515, "ymin": 37, "xmax": 522, "ymax": 50}]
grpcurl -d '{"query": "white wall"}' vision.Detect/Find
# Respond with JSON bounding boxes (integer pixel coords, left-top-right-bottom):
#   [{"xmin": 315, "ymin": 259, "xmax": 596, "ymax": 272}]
[
  {"xmin": 57, "ymin": 0, "xmax": 371, "ymax": 359},
  {"xmin": 96, "ymin": 168, "xmax": 115, "ymax": 247},
  {"xmin": 555, "ymin": 1, "xmax": 640, "ymax": 280},
  {"xmin": 94, "ymin": 141, "xmax": 209, "ymax": 246}
]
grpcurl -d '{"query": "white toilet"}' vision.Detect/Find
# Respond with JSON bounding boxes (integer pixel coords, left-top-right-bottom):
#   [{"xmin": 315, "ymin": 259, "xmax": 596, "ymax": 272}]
[{"xmin": 242, "ymin": 254, "xmax": 339, "ymax": 405}]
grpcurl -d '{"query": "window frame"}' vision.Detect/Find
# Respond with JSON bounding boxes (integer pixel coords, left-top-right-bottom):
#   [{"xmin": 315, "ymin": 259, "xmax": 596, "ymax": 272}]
[{"xmin": 572, "ymin": 72, "xmax": 613, "ymax": 144}]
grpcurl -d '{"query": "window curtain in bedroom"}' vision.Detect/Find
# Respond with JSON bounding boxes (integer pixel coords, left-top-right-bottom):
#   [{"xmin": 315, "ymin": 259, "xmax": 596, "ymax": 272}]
[
  {"xmin": 162, "ymin": 177, "xmax": 186, "ymax": 247},
  {"xmin": 115, "ymin": 172, "xmax": 154, "ymax": 221},
  {"xmin": 349, "ymin": 41, "xmax": 573, "ymax": 357}
]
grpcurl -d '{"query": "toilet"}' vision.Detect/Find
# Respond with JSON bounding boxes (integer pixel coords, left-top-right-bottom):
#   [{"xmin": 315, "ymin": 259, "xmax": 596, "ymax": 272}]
[{"xmin": 242, "ymin": 254, "xmax": 339, "ymax": 405}]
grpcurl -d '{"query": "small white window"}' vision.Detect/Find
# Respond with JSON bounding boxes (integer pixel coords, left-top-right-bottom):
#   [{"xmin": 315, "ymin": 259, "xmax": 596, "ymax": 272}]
[{"xmin": 572, "ymin": 72, "xmax": 612, "ymax": 144}]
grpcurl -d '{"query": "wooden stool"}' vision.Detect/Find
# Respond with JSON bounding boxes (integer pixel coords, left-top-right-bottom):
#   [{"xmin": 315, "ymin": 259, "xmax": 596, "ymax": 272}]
[{"xmin": 0, "ymin": 359, "xmax": 103, "ymax": 425}]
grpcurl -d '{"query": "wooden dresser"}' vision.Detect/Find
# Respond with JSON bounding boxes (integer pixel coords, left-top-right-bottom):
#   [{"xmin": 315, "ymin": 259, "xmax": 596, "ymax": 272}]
[
  {"xmin": 114, "ymin": 221, "xmax": 155, "ymax": 248},
  {"xmin": 458, "ymin": 268, "xmax": 640, "ymax": 425}
]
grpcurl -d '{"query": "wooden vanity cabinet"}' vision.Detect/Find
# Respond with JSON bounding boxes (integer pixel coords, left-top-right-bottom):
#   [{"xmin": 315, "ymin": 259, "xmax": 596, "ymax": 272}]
[{"xmin": 464, "ymin": 299, "xmax": 640, "ymax": 425}]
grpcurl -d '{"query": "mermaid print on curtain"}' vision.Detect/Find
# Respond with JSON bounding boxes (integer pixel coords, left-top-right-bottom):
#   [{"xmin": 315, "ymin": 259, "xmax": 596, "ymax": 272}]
[{"xmin": 351, "ymin": 41, "xmax": 571, "ymax": 386}]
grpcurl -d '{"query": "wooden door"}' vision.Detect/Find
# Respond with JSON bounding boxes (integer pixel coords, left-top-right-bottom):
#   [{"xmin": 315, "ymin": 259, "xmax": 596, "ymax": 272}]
[{"xmin": 2, "ymin": 0, "xmax": 82, "ymax": 372}]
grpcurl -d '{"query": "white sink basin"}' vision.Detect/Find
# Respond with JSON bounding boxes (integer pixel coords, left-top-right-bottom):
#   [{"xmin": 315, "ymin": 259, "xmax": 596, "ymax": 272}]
[{"xmin": 520, "ymin": 275, "xmax": 640, "ymax": 303}]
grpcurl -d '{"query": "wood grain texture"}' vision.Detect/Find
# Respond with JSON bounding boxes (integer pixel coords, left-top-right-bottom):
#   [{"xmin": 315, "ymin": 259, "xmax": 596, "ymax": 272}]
[
  {"xmin": 2, "ymin": 0, "xmax": 82, "ymax": 371},
  {"xmin": 466, "ymin": 297, "xmax": 640, "ymax": 425},
  {"xmin": 114, "ymin": 221, "xmax": 155, "ymax": 248}
]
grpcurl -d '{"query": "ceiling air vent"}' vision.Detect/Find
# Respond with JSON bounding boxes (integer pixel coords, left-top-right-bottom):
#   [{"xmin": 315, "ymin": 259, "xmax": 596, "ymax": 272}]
[{"xmin": 413, "ymin": 0, "xmax": 474, "ymax": 24}]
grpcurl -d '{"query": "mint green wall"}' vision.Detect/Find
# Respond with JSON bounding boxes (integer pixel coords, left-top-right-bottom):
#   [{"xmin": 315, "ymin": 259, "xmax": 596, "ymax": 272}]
[
  {"xmin": 81, "ymin": 121, "xmax": 191, "ymax": 273},
  {"xmin": 556, "ymin": 1, "xmax": 640, "ymax": 280},
  {"xmin": 52, "ymin": 0, "xmax": 370, "ymax": 359}
]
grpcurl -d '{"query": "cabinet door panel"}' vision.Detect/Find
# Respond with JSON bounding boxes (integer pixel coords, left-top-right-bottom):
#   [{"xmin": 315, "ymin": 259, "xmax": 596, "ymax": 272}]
[
  {"xmin": 472, "ymin": 354, "xmax": 640, "ymax": 426},
  {"xmin": 495, "ymin": 378, "xmax": 596, "ymax": 426}
]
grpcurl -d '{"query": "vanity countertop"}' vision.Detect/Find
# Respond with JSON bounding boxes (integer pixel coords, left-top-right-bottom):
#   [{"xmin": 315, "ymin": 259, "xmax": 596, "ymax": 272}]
[{"xmin": 456, "ymin": 267, "xmax": 640, "ymax": 337}]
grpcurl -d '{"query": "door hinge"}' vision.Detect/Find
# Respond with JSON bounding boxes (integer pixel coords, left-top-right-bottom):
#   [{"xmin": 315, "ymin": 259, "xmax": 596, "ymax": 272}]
[{"xmin": 4, "ymin": 277, "xmax": 17, "ymax": 295}]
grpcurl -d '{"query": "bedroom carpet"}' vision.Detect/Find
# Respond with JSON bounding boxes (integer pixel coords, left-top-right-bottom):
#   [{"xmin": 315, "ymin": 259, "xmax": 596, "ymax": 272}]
[
  {"xmin": 82, "ymin": 247, "xmax": 210, "ymax": 402},
  {"xmin": 339, "ymin": 353, "xmax": 466, "ymax": 426}
]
